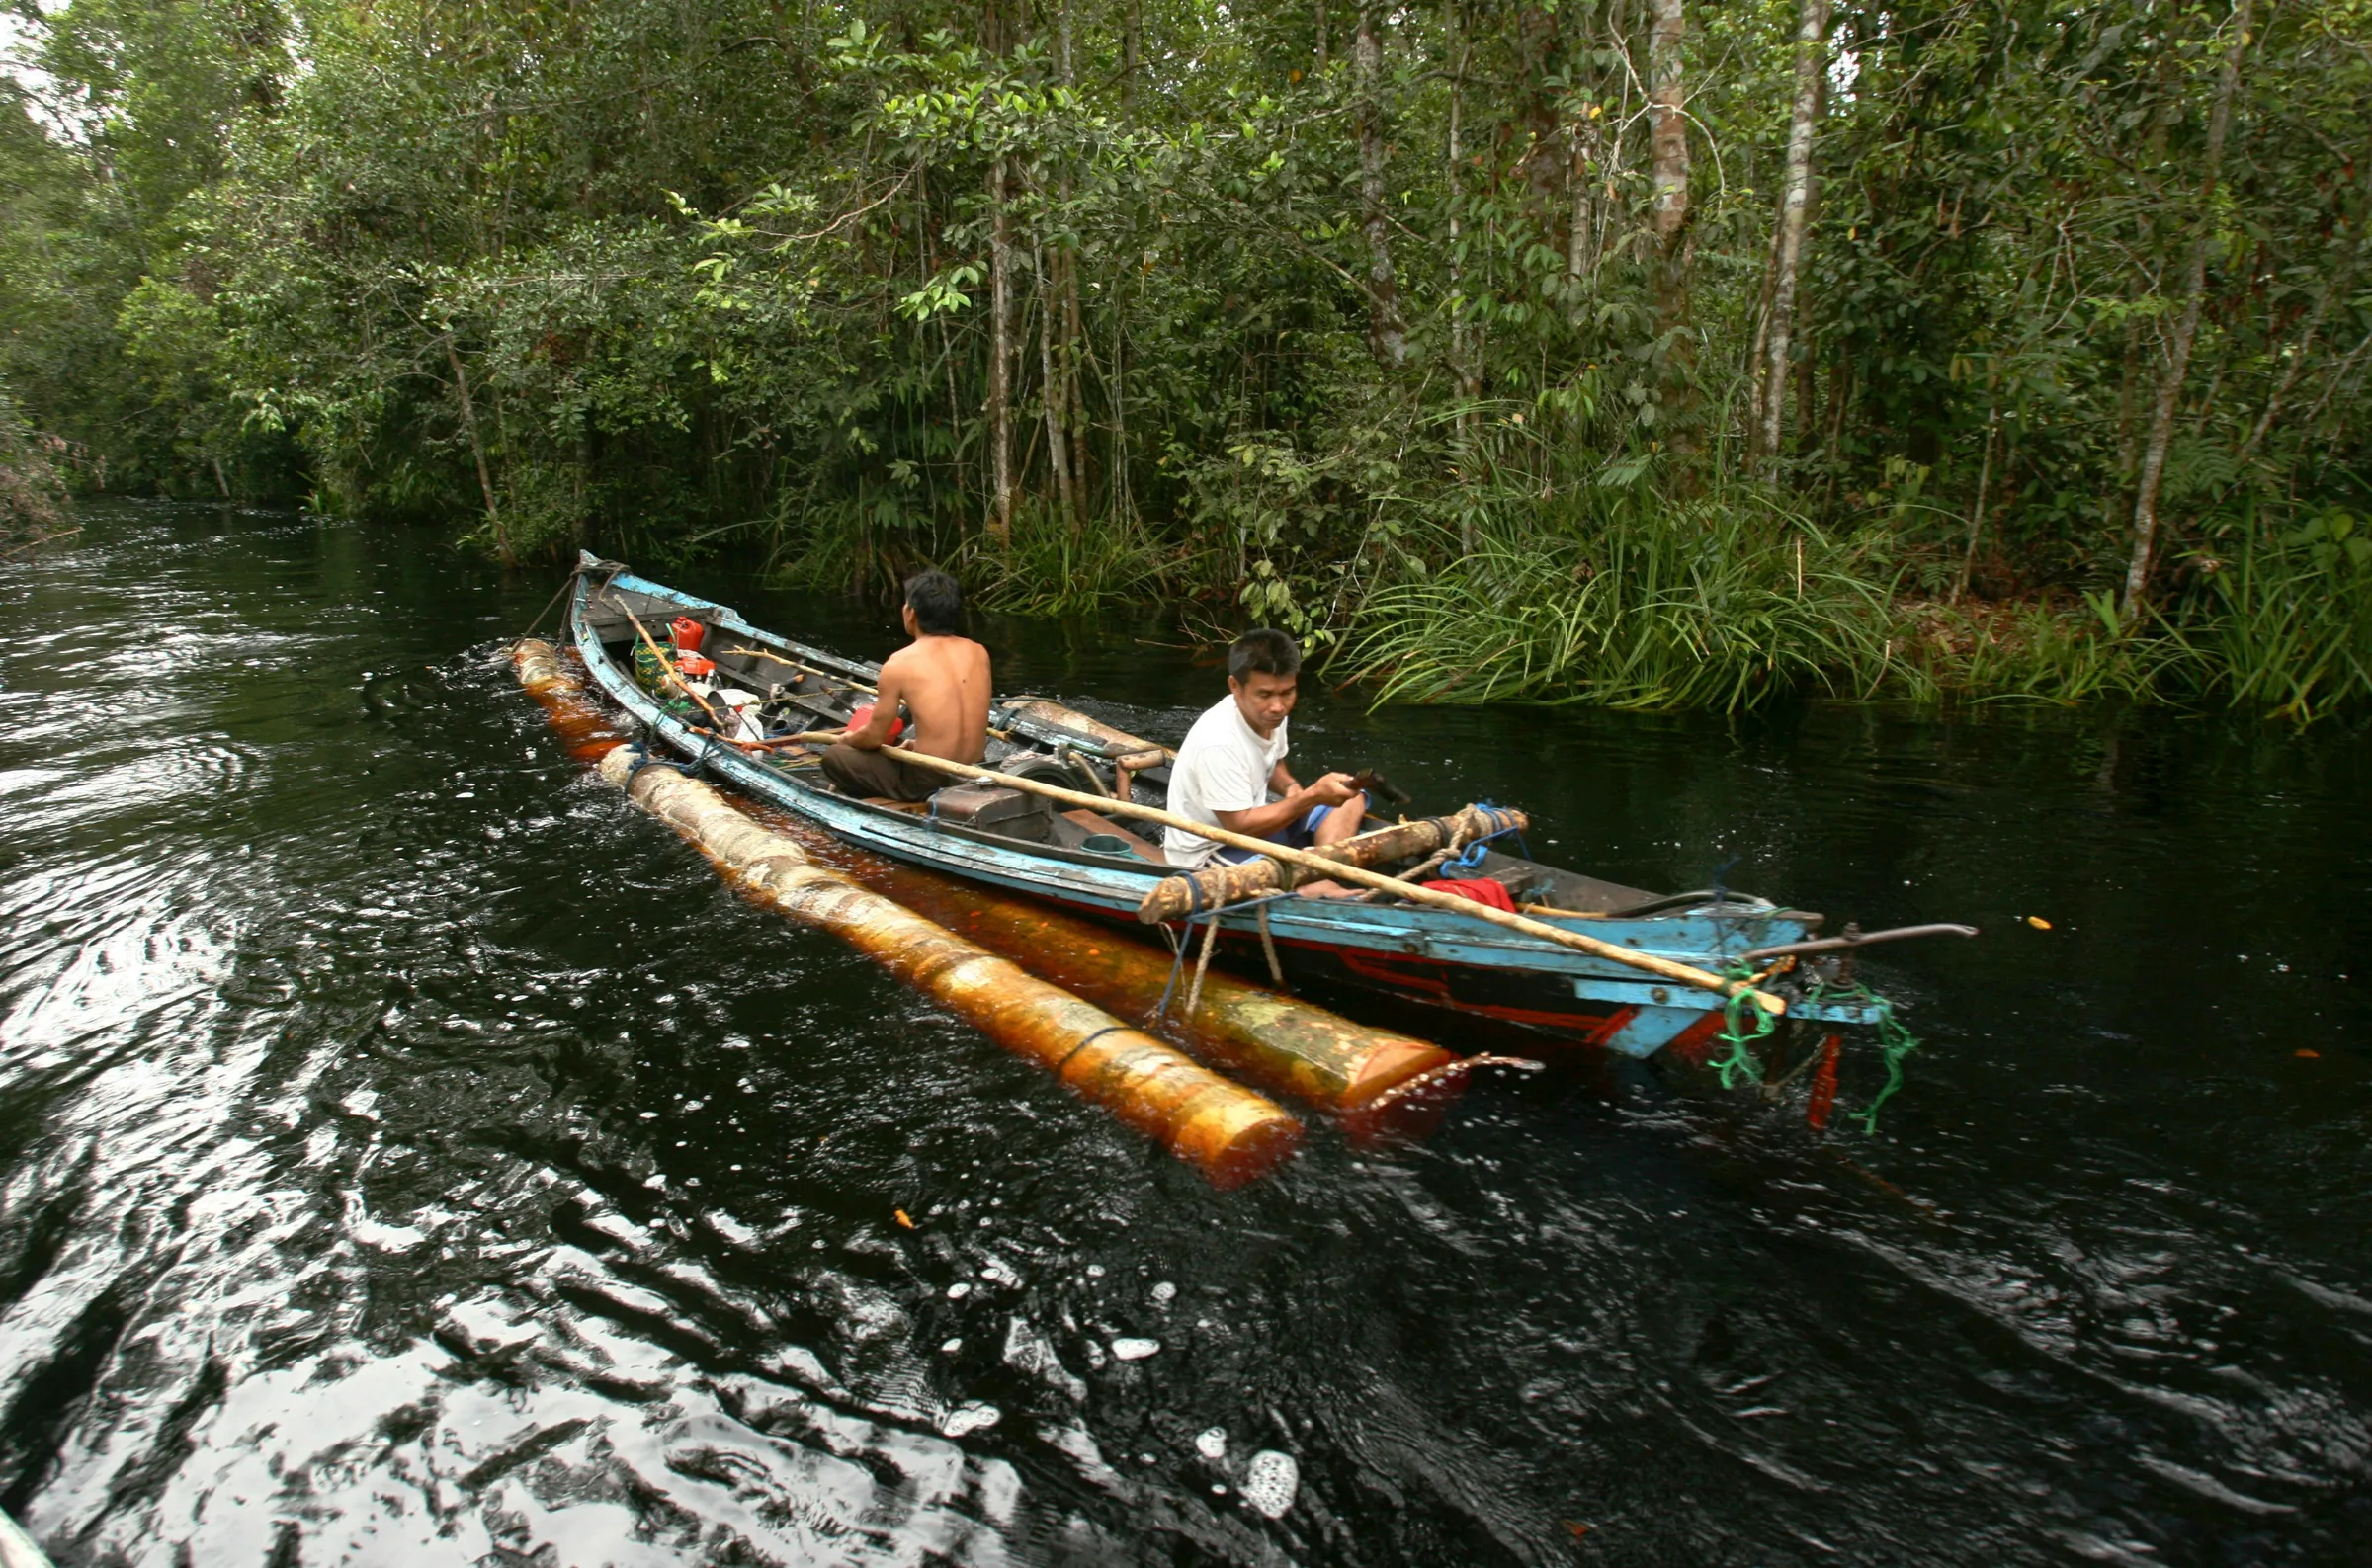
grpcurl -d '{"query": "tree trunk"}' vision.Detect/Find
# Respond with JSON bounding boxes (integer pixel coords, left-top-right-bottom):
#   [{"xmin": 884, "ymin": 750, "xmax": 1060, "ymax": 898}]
[
  {"xmin": 2124, "ymin": 0, "xmax": 2253, "ymax": 609},
  {"xmin": 1062, "ymin": 241, "xmax": 1090, "ymax": 529},
  {"xmin": 1037, "ymin": 243, "xmax": 1077, "ymax": 534},
  {"xmin": 1515, "ymin": 6, "xmax": 1567, "ymax": 217},
  {"xmin": 1447, "ymin": 9, "xmax": 1478, "ymax": 552},
  {"xmin": 1756, "ymin": 0, "xmax": 1829, "ymax": 465},
  {"xmin": 1648, "ymin": 0, "xmax": 1691, "ymax": 256},
  {"xmin": 1647, "ymin": 0, "xmax": 1694, "ymax": 425},
  {"xmin": 987, "ymin": 157, "xmax": 1015, "ymax": 543},
  {"xmin": 1354, "ymin": 7, "xmax": 1406, "ymax": 367},
  {"xmin": 2241, "ymin": 144, "xmax": 2372, "ymax": 465},
  {"xmin": 1568, "ymin": 108, "xmax": 1602, "ymax": 285},
  {"xmin": 1952, "ymin": 407, "xmax": 1997, "ymax": 605},
  {"xmin": 1314, "ymin": 0, "xmax": 1327, "ymax": 69},
  {"xmin": 443, "ymin": 336, "xmax": 510, "ymax": 565},
  {"xmin": 1123, "ymin": 0, "xmax": 1141, "ymax": 109},
  {"xmin": 1448, "ymin": 10, "xmax": 1477, "ymax": 408}
]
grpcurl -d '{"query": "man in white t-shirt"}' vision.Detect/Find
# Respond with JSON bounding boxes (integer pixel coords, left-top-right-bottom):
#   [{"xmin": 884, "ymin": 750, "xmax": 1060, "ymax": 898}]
[{"xmin": 1161, "ymin": 628, "xmax": 1367, "ymax": 869}]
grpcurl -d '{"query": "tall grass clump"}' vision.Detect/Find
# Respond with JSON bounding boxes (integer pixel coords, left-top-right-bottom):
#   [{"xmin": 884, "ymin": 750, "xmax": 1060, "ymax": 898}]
[
  {"xmin": 972, "ymin": 502, "xmax": 1176, "ymax": 617},
  {"xmin": 1341, "ymin": 497, "xmax": 1907, "ymax": 710},
  {"xmin": 2176, "ymin": 516, "xmax": 2372, "ymax": 723},
  {"xmin": 1906, "ymin": 592, "xmax": 2202, "ymax": 705}
]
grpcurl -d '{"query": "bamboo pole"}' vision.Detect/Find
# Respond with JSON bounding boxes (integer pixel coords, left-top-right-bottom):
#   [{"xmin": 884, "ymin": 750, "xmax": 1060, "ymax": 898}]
[
  {"xmin": 783, "ymin": 733, "xmax": 1785, "ymax": 1014},
  {"xmin": 606, "ymin": 594, "xmax": 730, "ymax": 731}
]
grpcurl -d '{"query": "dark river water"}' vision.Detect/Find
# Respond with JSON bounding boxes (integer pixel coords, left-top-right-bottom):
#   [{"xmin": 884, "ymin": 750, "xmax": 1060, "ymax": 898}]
[{"xmin": 2, "ymin": 503, "xmax": 2368, "ymax": 1566}]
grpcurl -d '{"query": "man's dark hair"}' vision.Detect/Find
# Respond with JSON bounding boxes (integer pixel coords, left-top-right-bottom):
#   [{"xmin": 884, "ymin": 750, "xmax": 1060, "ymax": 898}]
[
  {"xmin": 903, "ymin": 569, "xmax": 964, "ymax": 635},
  {"xmin": 1228, "ymin": 627, "xmax": 1302, "ymax": 684}
]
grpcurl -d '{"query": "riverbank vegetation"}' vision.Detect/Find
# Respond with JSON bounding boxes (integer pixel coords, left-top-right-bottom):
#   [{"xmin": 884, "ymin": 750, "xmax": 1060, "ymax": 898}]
[{"xmin": 2, "ymin": 0, "xmax": 2367, "ymax": 717}]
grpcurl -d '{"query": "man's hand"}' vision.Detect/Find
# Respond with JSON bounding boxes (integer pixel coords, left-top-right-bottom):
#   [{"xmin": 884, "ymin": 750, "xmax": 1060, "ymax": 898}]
[{"xmin": 1302, "ymin": 771, "xmax": 1362, "ymax": 807}]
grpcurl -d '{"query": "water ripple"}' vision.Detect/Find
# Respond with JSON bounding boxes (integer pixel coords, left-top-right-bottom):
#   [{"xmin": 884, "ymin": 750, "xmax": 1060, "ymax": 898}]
[{"xmin": 0, "ymin": 504, "xmax": 2368, "ymax": 1562}]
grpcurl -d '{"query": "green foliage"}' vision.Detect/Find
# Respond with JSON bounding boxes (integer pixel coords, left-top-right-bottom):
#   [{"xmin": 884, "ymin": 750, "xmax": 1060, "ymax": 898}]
[
  {"xmin": 0, "ymin": 383, "xmax": 70, "ymax": 538},
  {"xmin": 2180, "ymin": 517, "xmax": 2372, "ymax": 722},
  {"xmin": 1343, "ymin": 496, "xmax": 1906, "ymax": 710},
  {"xmin": 0, "ymin": 0, "xmax": 2367, "ymax": 719},
  {"xmin": 972, "ymin": 502, "xmax": 1174, "ymax": 616}
]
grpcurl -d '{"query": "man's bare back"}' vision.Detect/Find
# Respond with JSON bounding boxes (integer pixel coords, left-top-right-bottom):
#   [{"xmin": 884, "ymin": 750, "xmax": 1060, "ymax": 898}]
[
  {"xmin": 873, "ymin": 632, "xmax": 990, "ymax": 763},
  {"xmin": 822, "ymin": 569, "xmax": 988, "ymax": 801}
]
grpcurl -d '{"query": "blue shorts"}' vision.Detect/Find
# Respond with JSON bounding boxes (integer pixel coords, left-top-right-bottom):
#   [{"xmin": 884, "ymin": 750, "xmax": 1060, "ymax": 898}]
[{"xmin": 1215, "ymin": 804, "xmax": 1340, "ymax": 864}]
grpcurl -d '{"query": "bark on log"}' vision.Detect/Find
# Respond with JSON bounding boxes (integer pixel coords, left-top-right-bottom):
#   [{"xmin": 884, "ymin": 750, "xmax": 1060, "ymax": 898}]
[
  {"xmin": 772, "ymin": 822, "xmax": 1468, "ymax": 1141},
  {"xmin": 1137, "ymin": 805, "xmax": 1527, "ymax": 921}
]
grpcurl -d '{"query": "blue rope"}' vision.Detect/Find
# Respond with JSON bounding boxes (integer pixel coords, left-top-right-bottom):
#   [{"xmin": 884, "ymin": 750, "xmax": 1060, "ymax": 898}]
[
  {"xmin": 1443, "ymin": 803, "xmax": 1527, "ymax": 873},
  {"xmin": 1153, "ymin": 917, "xmax": 1198, "ymax": 1024},
  {"xmin": 619, "ymin": 743, "xmax": 676, "ymax": 782},
  {"xmin": 1053, "ymin": 1022, "xmax": 1133, "ymax": 1069}
]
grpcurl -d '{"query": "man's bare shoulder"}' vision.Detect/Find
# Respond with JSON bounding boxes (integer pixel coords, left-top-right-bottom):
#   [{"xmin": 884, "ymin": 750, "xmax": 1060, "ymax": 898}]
[{"xmin": 882, "ymin": 636, "xmax": 988, "ymax": 675}]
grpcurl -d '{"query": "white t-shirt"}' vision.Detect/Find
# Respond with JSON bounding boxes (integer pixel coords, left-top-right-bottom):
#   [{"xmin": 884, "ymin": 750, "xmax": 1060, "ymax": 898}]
[{"xmin": 1161, "ymin": 696, "xmax": 1289, "ymax": 867}]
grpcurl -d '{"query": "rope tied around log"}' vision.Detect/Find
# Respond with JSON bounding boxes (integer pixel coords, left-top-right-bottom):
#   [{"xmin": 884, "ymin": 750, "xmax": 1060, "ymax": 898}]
[
  {"xmin": 1137, "ymin": 802, "xmax": 1531, "ymax": 925},
  {"xmin": 771, "ymin": 730, "xmax": 1786, "ymax": 1015},
  {"xmin": 1153, "ymin": 887, "xmax": 1294, "ymax": 1029}
]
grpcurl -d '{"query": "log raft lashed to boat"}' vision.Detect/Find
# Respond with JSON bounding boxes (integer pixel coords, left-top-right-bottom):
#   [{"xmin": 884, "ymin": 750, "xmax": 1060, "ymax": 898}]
[
  {"xmin": 515, "ymin": 638, "xmax": 1306, "ymax": 1186},
  {"xmin": 545, "ymin": 556, "xmax": 1975, "ymax": 1116}
]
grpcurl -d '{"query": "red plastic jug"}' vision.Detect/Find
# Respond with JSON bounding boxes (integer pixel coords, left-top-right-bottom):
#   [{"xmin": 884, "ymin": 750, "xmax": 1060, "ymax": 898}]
[
  {"xmin": 668, "ymin": 617, "xmax": 707, "ymax": 652},
  {"xmin": 846, "ymin": 701, "xmax": 905, "ymax": 742}
]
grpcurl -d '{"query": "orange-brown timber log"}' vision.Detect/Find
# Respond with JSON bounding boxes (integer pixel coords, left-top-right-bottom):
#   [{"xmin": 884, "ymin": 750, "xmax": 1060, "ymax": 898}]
[
  {"xmin": 1137, "ymin": 804, "xmax": 1526, "ymax": 923},
  {"xmin": 512, "ymin": 642, "xmax": 1301, "ymax": 1188},
  {"xmin": 513, "ymin": 637, "xmax": 628, "ymax": 762},
  {"xmin": 1004, "ymin": 700, "xmax": 1173, "ymax": 761},
  {"xmin": 752, "ymin": 817, "xmax": 1470, "ymax": 1142}
]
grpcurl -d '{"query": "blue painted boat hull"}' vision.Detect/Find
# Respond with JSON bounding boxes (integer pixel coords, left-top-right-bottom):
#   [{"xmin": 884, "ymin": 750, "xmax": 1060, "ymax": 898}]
[{"xmin": 562, "ymin": 560, "xmax": 1888, "ymax": 1055}]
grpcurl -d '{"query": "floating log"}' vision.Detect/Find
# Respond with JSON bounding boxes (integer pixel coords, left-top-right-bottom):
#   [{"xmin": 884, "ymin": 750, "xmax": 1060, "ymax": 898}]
[
  {"xmin": 1003, "ymin": 699, "xmax": 1172, "ymax": 761},
  {"xmin": 1136, "ymin": 804, "xmax": 1526, "ymax": 923},
  {"xmin": 760, "ymin": 822, "xmax": 1471, "ymax": 1141},
  {"xmin": 513, "ymin": 637, "xmax": 626, "ymax": 762},
  {"xmin": 516, "ymin": 641, "xmax": 1303, "ymax": 1187}
]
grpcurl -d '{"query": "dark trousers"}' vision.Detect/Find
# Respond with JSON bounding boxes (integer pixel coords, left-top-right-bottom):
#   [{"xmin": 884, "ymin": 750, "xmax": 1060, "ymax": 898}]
[{"xmin": 820, "ymin": 742, "xmax": 938, "ymax": 802}]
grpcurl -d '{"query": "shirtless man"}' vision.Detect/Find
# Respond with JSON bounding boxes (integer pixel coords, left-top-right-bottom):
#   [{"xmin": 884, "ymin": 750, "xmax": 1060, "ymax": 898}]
[
  {"xmin": 820, "ymin": 569, "xmax": 989, "ymax": 802},
  {"xmin": 1161, "ymin": 627, "xmax": 1367, "ymax": 870}
]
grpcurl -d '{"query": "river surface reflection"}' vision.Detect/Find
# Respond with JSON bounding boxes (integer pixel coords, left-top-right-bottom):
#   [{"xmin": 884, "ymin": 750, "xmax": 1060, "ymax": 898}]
[{"xmin": 1, "ymin": 503, "xmax": 2367, "ymax": 1564}]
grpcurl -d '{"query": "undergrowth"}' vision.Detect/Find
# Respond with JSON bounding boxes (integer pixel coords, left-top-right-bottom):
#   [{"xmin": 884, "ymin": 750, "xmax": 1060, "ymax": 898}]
[
  {"xmin": 1340, "ymin": 500, "xmax": 1907, "ymax": 711},
  {"xmin": 967, "ymin": 502, "xmax": 1178, "ymax": 617},
  {"xmin": 1336, "ymin": 506, "xmax": 2370, "ymax": 723}
]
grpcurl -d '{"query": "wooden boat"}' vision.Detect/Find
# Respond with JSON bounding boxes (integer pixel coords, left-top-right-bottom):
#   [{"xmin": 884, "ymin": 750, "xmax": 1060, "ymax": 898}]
[{"xmin": 565, "ymin": 556, "xmax": 1958, "ymax": 1061}]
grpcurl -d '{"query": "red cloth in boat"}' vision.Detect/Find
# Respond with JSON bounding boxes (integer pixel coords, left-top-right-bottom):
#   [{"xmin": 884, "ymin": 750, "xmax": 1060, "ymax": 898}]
[{"xmin": 1419, "ymin": 877, "xmax": 1517, "ymax": 912}]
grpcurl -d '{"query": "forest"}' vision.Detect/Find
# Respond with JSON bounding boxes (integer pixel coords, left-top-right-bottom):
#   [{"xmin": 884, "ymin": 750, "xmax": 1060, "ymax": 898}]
[{"xmin": 2, "ymin": 0, "xmax": 2368, "ymax": 716}]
